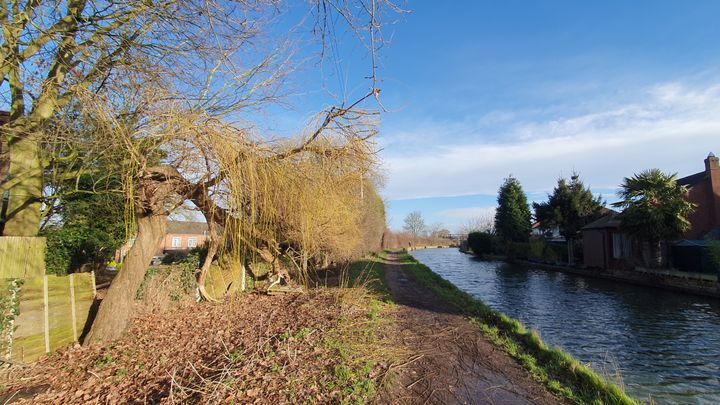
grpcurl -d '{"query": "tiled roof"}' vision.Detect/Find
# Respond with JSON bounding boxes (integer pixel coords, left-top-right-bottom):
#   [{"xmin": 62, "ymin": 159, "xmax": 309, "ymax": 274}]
[
  {"xmin": 677, "ymin": 171, "xmax": 707, "ymax": 187},
  {"xmin": 582, "ymin": 212, "xmax": 621, "ymax": 230},
  {"xmin": 166, "ymin": 221, "xmax": 208, "ymax": 235}
]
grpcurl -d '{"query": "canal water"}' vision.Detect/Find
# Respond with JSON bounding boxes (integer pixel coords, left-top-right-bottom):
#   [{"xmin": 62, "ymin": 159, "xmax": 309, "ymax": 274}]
[{"xmin": 409, "ymin": 248, "xmax": 720, "ymax": 405}]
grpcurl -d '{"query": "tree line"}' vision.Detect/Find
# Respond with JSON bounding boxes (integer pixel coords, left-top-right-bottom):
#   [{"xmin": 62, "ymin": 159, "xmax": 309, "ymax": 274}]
[{"xmin": 466, "ymin": 170, "xmax": 695, "ymax": 268}]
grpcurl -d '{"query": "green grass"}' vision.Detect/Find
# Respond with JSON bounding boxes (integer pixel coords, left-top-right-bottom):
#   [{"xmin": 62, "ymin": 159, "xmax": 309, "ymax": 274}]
[
  {"xmin": 321, "ymin": 254, "xmax": 398, "ymax": 404},
  {"xmin": 393, "ymin": 251, "xmax": 639, "ymax": 405},
  {"xmin": 343, "ymin": 254, "xmax": 391, "ymax": 300}
]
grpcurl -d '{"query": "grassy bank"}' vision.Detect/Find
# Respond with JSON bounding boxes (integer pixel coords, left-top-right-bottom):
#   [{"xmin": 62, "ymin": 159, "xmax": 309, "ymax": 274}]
[
  {"xmin": 328, "ymin": 256, "xmax": 398, "ymax": 404},
  {"xmin": 389, "ymin": 251, "xmax": 639, "ymax": 405}
]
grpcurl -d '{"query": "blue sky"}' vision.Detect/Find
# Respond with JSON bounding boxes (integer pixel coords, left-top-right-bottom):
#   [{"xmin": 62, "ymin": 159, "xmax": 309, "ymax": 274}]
[{"xmin": 256, "ymin": 1, "xmax": 720, "ymax": 232}]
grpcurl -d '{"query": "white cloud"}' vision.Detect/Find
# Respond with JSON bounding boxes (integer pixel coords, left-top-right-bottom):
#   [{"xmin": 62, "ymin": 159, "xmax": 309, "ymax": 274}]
[{"xmin": 381, "ymin": 80, "xmax": 720, "ymax": 200}]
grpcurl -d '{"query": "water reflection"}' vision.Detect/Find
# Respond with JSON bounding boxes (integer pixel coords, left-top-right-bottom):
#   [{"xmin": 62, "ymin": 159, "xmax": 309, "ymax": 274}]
[{"xmin": 410, "ymin": 248, "xmax": 720, "ymax": 404}]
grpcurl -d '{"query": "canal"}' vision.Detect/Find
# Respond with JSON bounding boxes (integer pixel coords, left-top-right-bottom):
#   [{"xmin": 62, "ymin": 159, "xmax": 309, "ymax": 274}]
[{"xmin": 409, "ymin": 248, "xmax": 720, "ymax": 404}]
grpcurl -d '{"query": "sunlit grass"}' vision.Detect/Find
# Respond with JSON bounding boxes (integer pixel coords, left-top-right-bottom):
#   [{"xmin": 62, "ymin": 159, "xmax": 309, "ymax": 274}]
[{"xmin": 394, "ymin": 251, "xmax": 639, "ymax": 405}]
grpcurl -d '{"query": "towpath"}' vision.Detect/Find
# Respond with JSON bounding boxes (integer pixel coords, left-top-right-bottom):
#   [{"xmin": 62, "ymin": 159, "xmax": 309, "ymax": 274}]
[{"xmin": 378, "ymin": 252, "xmax": 563, "ymax": 405}]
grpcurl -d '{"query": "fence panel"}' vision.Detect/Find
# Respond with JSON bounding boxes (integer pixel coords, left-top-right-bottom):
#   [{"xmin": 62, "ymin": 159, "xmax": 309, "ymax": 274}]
[
  {"xmin": 10, "ymin": 273, "xmax": 95, "ymax": 363},
  {"xmin": 0, "ymin": 237, "xmax": 45, "ymax": 279}
]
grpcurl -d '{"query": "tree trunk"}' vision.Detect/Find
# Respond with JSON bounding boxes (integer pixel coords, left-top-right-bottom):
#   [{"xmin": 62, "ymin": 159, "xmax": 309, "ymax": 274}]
[
  {"xmin": 0, "ymin": 134, "xmax": 8, "ymax": 233},
  {"xmin": 2, "ymin": 136, "xmax": 42, "ymax": 236},
  {"xmin": 197, "ymin": 225, "xmax": 220, "ymax": 301},
  {"xmin": 652, "ymin": 240, "xmax": 663, "ymax": 268},
  {"xmin": 567, "ymin": 237, "xmax": 575, "ymax": 266},
  {"xmin": 84, "ymin": 213, "xmax": 167, "ymax": 345}
]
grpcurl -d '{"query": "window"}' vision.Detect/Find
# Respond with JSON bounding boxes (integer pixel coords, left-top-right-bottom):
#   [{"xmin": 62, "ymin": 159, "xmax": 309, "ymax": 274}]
[
  {"xmin": 171, "ymin": 237, "xmax": 182, "ymax": 248},
  {"xmin": 612, "ymin": 233, "xmax": 631, "ymax": 259},
  {"xmin": 188, "ymin": 237, "xmax": 197, "ymax": 248}
]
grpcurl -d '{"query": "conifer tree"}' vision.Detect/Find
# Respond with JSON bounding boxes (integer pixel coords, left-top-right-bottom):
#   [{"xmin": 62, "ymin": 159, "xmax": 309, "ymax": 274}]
[
  {"xmin": 533, "ymin": 173, "xmax": 604, "ymax": 265},
  {"xmin": 494, "ymin": 176, "xmax": 531, "ymax": 243}
]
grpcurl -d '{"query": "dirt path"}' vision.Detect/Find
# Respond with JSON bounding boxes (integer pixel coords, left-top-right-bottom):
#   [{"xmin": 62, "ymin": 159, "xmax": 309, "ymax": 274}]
[{"xmin": 378, "ymin": 252, "xmax": 562, "ymax": 405}]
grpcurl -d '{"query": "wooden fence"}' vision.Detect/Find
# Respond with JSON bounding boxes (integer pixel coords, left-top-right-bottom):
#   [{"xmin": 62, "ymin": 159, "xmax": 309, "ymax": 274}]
[
  {"xmin": 9, "ymin": 273, "xmax": 96, "ymax": 363},
  {"xmin": 1, "ymin": 236, "xmax": 96, "ymax": 363},
  {"xmin": 0, "ymin": 237, "xmax": 46, "ymax": 279}
]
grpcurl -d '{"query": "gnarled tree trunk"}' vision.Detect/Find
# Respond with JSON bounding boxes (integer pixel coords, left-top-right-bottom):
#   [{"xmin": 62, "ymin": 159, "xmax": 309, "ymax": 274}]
[{"xmin": 84, "ymin": 213, "xmax": 167, "ymax": 345}]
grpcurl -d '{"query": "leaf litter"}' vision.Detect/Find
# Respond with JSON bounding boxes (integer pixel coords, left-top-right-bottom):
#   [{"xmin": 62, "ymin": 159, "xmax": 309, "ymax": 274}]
[{"xmin": 1, "ymin": 289, "xmax": 396, "ymax": 404}]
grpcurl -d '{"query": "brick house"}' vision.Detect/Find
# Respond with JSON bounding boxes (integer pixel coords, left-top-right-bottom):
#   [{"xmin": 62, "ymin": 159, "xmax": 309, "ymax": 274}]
[
  {"xmin": 677, "ymin": 153, "xmax": 720, "ymax": 239},
  {"xmin": 582, "ymin": 153, "xmax": 720, "ymax": 271},
  {"xmin": 159, "ymin": 221, "xmax": 209, "ymax": 253},
  {"xmin": 115, "ymin": 221, "xmax": 209, "ymax": 262}
]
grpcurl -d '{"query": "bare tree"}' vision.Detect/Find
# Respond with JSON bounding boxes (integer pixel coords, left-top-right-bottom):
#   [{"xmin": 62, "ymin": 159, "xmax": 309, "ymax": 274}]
[
  {"xmin": 403, "ymin": 211, "xmax": 426, "ymax": 238},
  {"xmin": 79, "ymin": 0, "xmax": 400, "ymax": 344},
  {"xmin": 0, "ymin": 0, "xmax": 294, "ymax": 236},
  {"xmin": 459, "ymin": 213, "xmax": 496, "ymax": 236}
]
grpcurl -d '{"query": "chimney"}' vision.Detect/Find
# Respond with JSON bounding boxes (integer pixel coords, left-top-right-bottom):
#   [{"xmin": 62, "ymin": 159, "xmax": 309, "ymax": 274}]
[
  {"xmin": 707, "ymin": 152, "xmax": 720, "ymax": 231},
  {"xmin": 706, "ymin": 152, "xmax": 719, "ymax": 172}
]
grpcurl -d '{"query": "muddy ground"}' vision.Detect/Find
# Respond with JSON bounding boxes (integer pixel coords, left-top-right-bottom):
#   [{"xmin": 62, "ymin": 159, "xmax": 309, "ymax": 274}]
[{"xmin": 378, "ymin": 252, "xmax": 562, "ymax": 405}]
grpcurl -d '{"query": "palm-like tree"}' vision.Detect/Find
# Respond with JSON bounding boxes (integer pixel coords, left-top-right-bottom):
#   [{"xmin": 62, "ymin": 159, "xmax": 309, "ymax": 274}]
[{"xmin": 612, "ymin": 169, "xmax": 696, "ymax": 268}]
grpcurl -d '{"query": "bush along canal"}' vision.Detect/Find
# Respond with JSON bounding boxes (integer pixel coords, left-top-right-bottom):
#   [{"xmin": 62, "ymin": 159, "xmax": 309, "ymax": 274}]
[{"xmin": 408, "ymin": 248, "xmax": 720, "ymax": 405}]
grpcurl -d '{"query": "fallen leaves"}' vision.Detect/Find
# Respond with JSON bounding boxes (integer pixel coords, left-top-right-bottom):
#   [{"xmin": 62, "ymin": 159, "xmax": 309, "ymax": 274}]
[{"xmin": 1, "ymin": 289, "xmax": 388, "ymax": 404}]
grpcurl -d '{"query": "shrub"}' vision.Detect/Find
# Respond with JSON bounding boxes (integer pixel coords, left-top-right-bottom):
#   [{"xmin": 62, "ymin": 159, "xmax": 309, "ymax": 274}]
[
  {"xmin": 706, "ymin": 237, "xmax": 720, "ymax": 274},
  {"xmin": 507, "ymin": 242, "xmax": 531, "ymax": 261},
  {"xmin": 467, "ymin": 232, "xmax": 493, "ymax": 256},
  {"xmin": 161, "ymin": 251, "xmax": 188, "ymax": 264},
  {"xmin": 529, "ymin": 237, "xmax": 546, "ymax": 261}
]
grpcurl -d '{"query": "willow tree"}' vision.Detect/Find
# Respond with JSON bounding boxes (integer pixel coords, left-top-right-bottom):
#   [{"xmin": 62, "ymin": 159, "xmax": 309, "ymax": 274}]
[
  {"xmin": 0, "ymin": 0, "xmax": 287, "ymax": 236},
  {"xmin": 71, "ymin": 84, "xmax": 382, "ymax": 344},
  {"xmin": 72, "ymin": 1, "xmax": 396, "ymax": 344}
]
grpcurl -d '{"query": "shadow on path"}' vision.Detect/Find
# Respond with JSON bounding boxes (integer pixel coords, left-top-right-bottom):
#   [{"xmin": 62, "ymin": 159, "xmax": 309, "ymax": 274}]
[{"xmin": 377, "ymin": 252, "xmax": 562, "ymax": 405}]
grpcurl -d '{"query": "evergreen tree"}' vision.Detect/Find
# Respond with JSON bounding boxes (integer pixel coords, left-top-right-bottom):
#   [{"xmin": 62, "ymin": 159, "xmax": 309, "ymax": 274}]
[
  {"xmin": 533, "ymin": 173, "xmax": 604, "ymax": 265},
  {"xmin": 41, "ymin": 176, "xmax": 126, "ymax": 275},
  {"xmin": 494, "ymin": 176, "xmax": 531, "ymax": 243}
]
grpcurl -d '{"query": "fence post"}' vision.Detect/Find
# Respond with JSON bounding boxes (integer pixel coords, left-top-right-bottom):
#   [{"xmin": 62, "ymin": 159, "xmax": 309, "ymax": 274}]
[
  {"xmin": 43, "ymin": 275, "xmax": 50, "ymax": 353},
  {"xmin": 69, "ymin": 274, "xmax": 78, "ymax": 342},
  {"xmin": 91, "ymin": 271, "xmax": 97, "ymax": 298}
]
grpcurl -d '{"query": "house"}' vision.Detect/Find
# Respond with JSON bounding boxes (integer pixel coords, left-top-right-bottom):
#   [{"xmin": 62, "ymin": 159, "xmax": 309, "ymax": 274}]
[
  {"xmin": 159, "ymin": 221, "xmax": 209, "ymax": 252},
  {"xmin": 115, "ymin": 221, "xmax": 209, "ymax": 262},
  {"xmin": 531, "ymin": 221, "xmax": 564, "ymax": 242},
  {"xmin": 581, "ymin": 210, "xmax": 633, "ymax": 270},
  {"xmin": 582, "ymin": 153, "xmax": 720, "ymax": 271},
  {"xmin": 677, "ymin": 153, "xmax": 720, "ymax": 239}
]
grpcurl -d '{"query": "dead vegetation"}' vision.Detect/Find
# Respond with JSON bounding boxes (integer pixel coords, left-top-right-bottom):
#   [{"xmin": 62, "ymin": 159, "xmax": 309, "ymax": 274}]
[{"xmin": 1, "ymin": 285, "xmax": 400, "ymax": 404}]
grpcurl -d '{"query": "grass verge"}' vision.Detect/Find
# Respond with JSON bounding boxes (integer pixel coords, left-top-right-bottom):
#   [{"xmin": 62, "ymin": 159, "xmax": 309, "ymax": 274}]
[
  {"xmin": 324, "ymin": 255, "xmax": 399, "ymax": 404},
  {"xmin": 392, "ymin": 251, "xmax": 639, "ymax": 405},
  {"xmin": 342, "ymin": 254, "xmax": 392, "ymax": 300}
]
